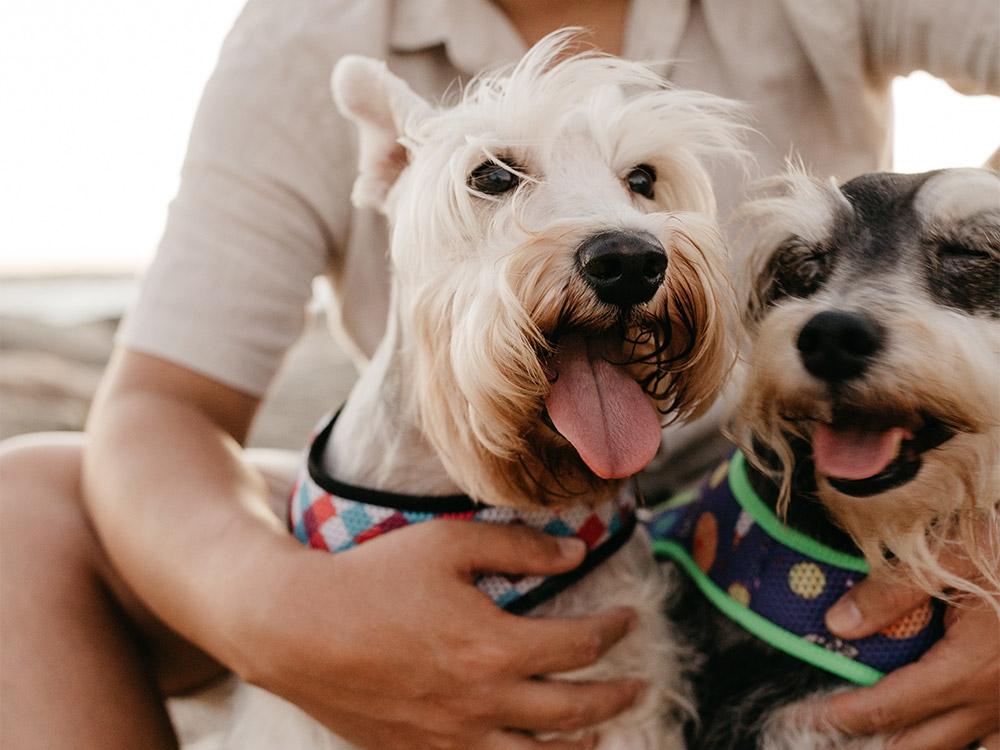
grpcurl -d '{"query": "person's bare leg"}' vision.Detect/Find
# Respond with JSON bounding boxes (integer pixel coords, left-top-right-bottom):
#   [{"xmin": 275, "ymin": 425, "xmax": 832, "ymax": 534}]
[{"xmin": 0, "ymin": 435, "xmax": 225, "ymax": 750}]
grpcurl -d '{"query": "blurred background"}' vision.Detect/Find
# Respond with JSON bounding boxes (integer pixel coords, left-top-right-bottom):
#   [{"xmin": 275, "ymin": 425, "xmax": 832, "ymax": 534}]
[{"xmin": 2, "ymin": 0, "xmax": 999, "ymax": 447}]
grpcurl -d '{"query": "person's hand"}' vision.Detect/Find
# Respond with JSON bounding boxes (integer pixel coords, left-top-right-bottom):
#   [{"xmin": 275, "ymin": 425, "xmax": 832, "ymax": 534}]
[
  {"xmin": 817, "ymin": 577, "xmax": 999, "ymax": 750},
  {"xmin": 234, "ymin": 521, "xmax": 644, "ymax": 750}
]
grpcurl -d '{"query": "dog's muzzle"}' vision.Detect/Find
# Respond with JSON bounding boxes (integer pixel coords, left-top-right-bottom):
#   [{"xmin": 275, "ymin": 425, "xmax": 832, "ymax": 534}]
[{"xmin": 576, "ymin": 230, "xmax": 667, "ymax": 307}]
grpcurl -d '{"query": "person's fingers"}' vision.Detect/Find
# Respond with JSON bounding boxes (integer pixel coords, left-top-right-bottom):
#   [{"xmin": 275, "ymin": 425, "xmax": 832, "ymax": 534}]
[
  {"xmin": 887, "ymin": 706, "xmax": 997, "ymax": 750},
  {"xmin": 484, "ymin": 730, "xmax": 598, "ymax": 750},
  {"xmin": 825, "ymin": 543, "xmax": 992, "ymax": 638},
  {"xmin": 500, "ymin": 607, "xmax": 637, "ymax": 675},
  {"xmin": 493, "ymin": 678, "xmax": 643, "ymax": 732},
  {"xmin": 825, "ymin": 576, "xmax": 930, "ymax": 639},
  {"xmin": 439, "ymin": 521, "xmax": 587, "ymax": 578},
  {"xmin": 820, "ymin": 656, "xmax": 966, "ymax": 735}
]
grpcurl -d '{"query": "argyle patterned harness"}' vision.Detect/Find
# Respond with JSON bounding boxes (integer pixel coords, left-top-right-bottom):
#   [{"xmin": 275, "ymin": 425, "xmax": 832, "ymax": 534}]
[
  {"xmin": 289, "ymin": 412, "xmax": 638, "ymax": 615},
  {"xmin": 645, "ymin": 449, "xmax": 945, "ymax": 685}
]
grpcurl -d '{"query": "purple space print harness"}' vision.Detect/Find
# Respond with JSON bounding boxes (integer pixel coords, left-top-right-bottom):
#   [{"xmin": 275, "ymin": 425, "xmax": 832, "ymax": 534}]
[{"xmin": 646, "ymin": 449, "xmax": 945, "ymax": 685}]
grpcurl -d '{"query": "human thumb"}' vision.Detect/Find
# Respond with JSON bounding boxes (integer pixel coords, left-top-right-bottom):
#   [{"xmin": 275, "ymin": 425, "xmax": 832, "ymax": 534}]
[{"xmin": 825, "ymin": 576, "xmax": 930, "ymax": 639}]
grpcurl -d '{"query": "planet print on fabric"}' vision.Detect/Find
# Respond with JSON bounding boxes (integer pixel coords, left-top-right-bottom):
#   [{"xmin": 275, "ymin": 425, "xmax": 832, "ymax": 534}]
[
  {"xmin": 787, "ymin": 561, "xmax": 826, "ymax": 600},
  {"xmin": 881, "ymin": 600, "xmax": 934, "ymax": 640},
  {"xmin": 647, "ymin": 449, "xmax": 949, "ymax": 682},
  {"xmin": 734, "ymin": 509, "xmax": 753, "ymax": 546},
  {"xmin": 804, "ymin": 633, "xmax": 860, "ymax": 659},
  {"xmin": 728, "ymin": 582, "xmax": 751, "ymax": 606},
  {"xmin": 693, "ymin": 512, "xmax": 718, "ymax": 572},
  {"xmin": 709, "ymin": 460, "xmax": 730, "ymax": 489}
]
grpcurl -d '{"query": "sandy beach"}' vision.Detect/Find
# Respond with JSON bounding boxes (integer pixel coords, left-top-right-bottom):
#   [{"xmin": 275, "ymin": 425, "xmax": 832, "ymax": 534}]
[{"xmin": 0, "ymin": 274, "xmax": 358, "ymax": 448}]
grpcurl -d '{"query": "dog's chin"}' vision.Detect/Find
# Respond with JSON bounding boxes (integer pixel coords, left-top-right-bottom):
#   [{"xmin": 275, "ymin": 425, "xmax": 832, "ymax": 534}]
[
  {"xmin": 459, "ymin": 424, "xmax": 624, "ymax": 509},
  {"xmin": 528, "ymin": 423, "xmax": 626, "ymax": 500}
]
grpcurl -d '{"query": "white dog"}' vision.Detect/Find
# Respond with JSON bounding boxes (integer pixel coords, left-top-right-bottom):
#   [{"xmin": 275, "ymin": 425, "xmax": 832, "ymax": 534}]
[{"xmin": 223, "ymin": 31, "xmax": 743, "ymax": 750}]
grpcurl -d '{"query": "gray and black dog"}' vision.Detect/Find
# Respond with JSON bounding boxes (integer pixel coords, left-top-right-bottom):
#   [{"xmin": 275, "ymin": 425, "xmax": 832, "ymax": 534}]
[{"xmin": 651, "ymin": 167, "xmax": 1000, "ymax": 749}]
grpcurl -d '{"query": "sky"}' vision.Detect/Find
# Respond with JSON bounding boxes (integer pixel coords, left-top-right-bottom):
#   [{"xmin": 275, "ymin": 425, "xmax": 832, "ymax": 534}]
[
  {"xmin": 2, "ymin": 2, "xmax": 998, "ymax": 275},
  {"xmin": 1, "ymin": 0, "xmax": 247, "ymax": 274}
]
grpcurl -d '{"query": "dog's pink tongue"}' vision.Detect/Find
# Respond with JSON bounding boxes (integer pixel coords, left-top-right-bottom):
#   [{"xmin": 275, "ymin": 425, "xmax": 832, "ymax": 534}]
[
  {"xmin": 544, "ymin": 334, "xmax": 661, "ymax": 479},
  {"xmin": 813, "ymin": 424, "xmax": 909, "ymax": 481}
]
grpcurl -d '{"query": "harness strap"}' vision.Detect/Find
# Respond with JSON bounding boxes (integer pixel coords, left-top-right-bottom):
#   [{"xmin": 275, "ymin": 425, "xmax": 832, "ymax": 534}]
[
  {"xmin": 290, "ymin": 412, "xmax": 638, "ymax": 614},
  {"xmin": 646, "ymin": 451, "xmax": 945, "ymax": 685}
]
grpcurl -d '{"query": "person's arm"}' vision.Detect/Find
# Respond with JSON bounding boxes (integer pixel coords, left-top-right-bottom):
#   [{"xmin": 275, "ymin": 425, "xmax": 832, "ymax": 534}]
[
  {"xmin": 861, "ymin": 0, "xmax": 1000, "ymax": 95},
  {"xmin": 83, "ymin": 350, "xmax": 275, "ymax": 662},
  {"xmin": 83, "ymin": 350, "xmax": 642, "ymax": 749}
]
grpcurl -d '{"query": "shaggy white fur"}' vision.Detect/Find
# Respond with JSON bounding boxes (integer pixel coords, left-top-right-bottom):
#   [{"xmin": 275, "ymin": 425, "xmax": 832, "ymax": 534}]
[
  {"xmin": 334, "ymin": 34, "xmax": 745, "ymax": 509},
  {"xmin": 223, "ymin": 30, "xmax": 744, "ymax": 749}
]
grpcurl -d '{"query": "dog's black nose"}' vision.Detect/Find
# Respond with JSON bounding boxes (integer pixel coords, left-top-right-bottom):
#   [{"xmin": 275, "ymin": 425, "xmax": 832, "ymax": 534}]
[
  {"xmin": 576, "ymin": 231, "xmax": 667, "ymax": 307},
  {"xmin": 796, "ymin": 310, "xmax": 883, "ymax": 383}
]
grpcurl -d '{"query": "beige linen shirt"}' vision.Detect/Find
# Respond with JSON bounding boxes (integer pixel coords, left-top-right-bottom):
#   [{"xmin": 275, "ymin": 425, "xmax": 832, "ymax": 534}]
[{"xmin": 120, "ymin": 0, "xmax": 999, "ymax": 398}]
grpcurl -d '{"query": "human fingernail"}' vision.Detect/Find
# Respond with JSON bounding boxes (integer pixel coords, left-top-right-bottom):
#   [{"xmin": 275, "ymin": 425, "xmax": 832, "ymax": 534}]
[
  {"xmin": 557, "ymin": 537, "xmax": 586, "ymax": 559},
  {"xmin": 826, "ymin": 598, "xmax": 862, "ymax": 634}
]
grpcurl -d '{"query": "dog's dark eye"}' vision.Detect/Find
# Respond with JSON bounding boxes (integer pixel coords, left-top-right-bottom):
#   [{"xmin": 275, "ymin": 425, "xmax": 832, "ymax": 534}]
[
  {"xmin": 469, "ymin": 161, "xmax": 520, "ymax": 195},
  {"xmin": 928, "ymin": 237, "xmax": 999, "ymax": 315},
  {"xmin": 775, "ymin": 254, "xmax": 828, "ymax": 298},
  {"xmin": 938, "ymin": 242, "xmax": 991, "ymax": 261},
  {"xmin": 759, "ymin": 238, "xmax": 832, "ymax": 309},
  {"xmin": 626, "ymin": 164, "xmax": 656, "ymax": 199}
]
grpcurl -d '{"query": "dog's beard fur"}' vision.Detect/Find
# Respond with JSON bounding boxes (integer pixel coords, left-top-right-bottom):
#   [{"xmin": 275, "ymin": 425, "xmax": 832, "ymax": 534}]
[
  {"xmin": 739, "ymin": 297, "xmax": 1000, "ymax": 604},
  {"xmin": 407, "ymin": 211, "xmax": 734, "ymax": 507},
  {"xmin": 733, "ymin": 167, "xmax": 1000, "ymax": 609},
  {"xmin": 331, "ymin": 31, "xmax": 745, "ymax": 508}
]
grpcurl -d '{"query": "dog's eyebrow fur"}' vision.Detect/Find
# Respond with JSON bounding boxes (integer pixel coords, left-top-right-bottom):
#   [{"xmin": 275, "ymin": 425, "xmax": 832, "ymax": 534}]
[
  {"xmin": 412, "ymin": 28, "xmax": 748, "ymax": 175},
  {"xmin": 923, "ymin": 210, "xmax": 1000, "ymax": 244},
  {"xmin": 921, "ymin": 212, "xmax": 1000, "ymax": 317},
  {"xmin": 733, "ymin": 168, "xmax": 845, "ymax": 320}
]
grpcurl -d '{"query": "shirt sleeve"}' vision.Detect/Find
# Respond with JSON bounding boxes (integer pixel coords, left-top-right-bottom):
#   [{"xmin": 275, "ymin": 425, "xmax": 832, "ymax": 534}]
[
  {"xmin": 861, "ymin": 0, "xmax": 1000, "ymax": 94},
  {"xmin": 118, "ymin": 0, "xmax": 356, "ymax": 396}
]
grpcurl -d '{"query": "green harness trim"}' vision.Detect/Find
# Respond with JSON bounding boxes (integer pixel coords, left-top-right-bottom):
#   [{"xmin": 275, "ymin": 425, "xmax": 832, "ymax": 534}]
[
  {"xmin": 651, "ymin": 452, "xmax": 883, "ymax": 686},
  {"xmin": 726, "ymin": 453, "xmax": 869, "ymax": 574},
  {"xmin": 657, "ymin": 539, "xmax": 882, "ymax": 685}
]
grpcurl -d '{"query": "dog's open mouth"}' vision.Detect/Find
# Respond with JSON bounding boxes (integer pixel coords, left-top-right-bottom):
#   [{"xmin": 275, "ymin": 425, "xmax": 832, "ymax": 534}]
[
  {"xmin": 542, "ymin": 332, "xmax": 661, "ymax": 480},
  {"xmin": 810, "ymin": 411, "xmax": 956, "ymax": 498}
]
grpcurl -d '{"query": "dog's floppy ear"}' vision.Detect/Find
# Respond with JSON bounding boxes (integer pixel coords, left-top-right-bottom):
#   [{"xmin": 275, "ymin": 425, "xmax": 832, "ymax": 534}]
[{"xmin": 332, "ymin": 56, "xmax": 432, "ymax": 210}]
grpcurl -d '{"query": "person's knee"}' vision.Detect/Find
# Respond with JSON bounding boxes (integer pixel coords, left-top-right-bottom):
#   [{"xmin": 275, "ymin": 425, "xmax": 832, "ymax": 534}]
[
  {"xmin": 0, "ymin": 432, "xmax": 86, "ymax": 490},
  {"xmin": 1, "ymin": 434, "xmax": 227, "ymax": 695},
  {"xmin": 2, "ymin": 434, "xmax": 148, "ymax": 651},
  {"xmin": 0, "ymin": 434, "xmax": 92, "ymax": 563}
]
